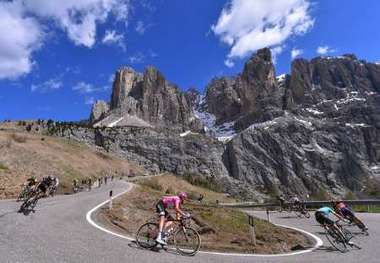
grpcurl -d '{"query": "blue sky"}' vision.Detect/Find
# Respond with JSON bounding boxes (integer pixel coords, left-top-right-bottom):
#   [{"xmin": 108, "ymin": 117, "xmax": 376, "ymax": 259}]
[{"xmin": 0, "ymin": 0, "xmax": 379, "ymax": 121}]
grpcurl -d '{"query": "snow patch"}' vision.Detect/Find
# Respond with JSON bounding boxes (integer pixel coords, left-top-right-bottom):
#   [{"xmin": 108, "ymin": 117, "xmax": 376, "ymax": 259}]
[
  {"xmin": 180, "ymin": 130, "xmax": 192, "ymax": 137},
  {"xmin": 305, "ymin": 108, "xmax": 324, "ymax": 115},
  {"xmin": 248, "ymin": 120, "xmax": 278, "ymax": 130},
  {"xmin": 294, "ymin": 117, "xmax": 313, "ymax": 127},
  {"xmin": 276, "ymin": 74, "xmax": 286, "ymax": 82},
  {"xmin": 107, "ymin": 117, "xmax": 124, "ymax": 127},
  {"xmin": 345, "ymin": 123, "xmax": 370, "ymax": 128},
  {"xmin": 193, "ymin": 95, "xmax": 237, "ymax": 142}
]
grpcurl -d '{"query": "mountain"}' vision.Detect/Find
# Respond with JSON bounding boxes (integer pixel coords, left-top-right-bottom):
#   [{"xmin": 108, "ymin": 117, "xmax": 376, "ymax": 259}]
[
  {"xmin": 20, "ymin": 48, "xmax": 380, "ymax": 200},
  {"xmin": 90, "ymin": 66, "xmax": 203, "ymax": 132}
]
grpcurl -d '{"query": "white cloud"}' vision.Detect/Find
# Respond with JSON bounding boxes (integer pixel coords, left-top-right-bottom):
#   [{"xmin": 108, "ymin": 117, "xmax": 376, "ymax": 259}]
[
  {"xmin": 85, "ymin": 96, "xmax": 95, "ymax": 105},
  {"xmin": 102, "ymin": 30, "xmax": 126, "ymax": 50},
  {"xmin": 72, "ymin": 81, "xmax": 100, "ymax": 93},
  {"xmin": 317, "ymin": 45, "xmax": 334, "ymax": 55},
  {"xmin": 31, "ymin": 77, "xmax": 63, "ymax": 93},
  {"xmin": 135, "ymin": 20, "xmax": 148, "ymax": 35},
  {"xmin": 224, "ymin": 59, "xmax": 235, "ymax": 68},
  {"xmin": 271, "ymin": 46, "xmax": 284, "ymax": 64},
  {"xmin": 291, "ymin": 48, "xmax": 303, "ymax": 59},
  {"xmin": 212, "ymin": 0, "xmax": 314, "ymax": 65},
  {"xmin": 0, "ymin": 0, "xmax": 132, "ymax": 80},
  {"xmin": 24, "ymin": 0, "xmax": 131, "ymax": 48},
  {"xmin": 0, "ymin": 1, "xmax": 43, "ymax": 80}
]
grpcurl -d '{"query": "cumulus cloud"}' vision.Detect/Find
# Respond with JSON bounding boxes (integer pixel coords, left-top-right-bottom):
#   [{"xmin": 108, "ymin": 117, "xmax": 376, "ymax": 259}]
[
  {"xmin": 85, "ymin": 96, "xmax": 95, "ymax": 105},
  {"xmin": 24, "ymin": 0, "xmax": 131, "ymax": 48},
  {"xmin": 0, "ymin": 0, "xmax": 131, "ymax": 79},
  {"xmin": 317, "ymin": 45, "xmax": 335, "ymax": 55},
  {"xmin": 102, "ymin": 30, "xmax": 126, "ymax": 50},
  {"xmin": 291, "ymin": 48, "xmax": 303, "ymax": 59},
  {"xmin": 72, "ymin": 81, "xmax": 100, "ymax": 93},
  {"xmin": 31, "ymin": 77, "xmax": 63, "ymax": 93},
  {"xmin": 0, "ymin": 1, "xmax": 43, "ymax": 80},
  {"xmin": 212, "ymin": 0, "xmax": 314, "ymax": 65}
]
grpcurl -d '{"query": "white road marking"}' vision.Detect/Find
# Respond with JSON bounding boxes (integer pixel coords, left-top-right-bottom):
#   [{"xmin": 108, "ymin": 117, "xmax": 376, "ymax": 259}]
[{"xmin": 86, "ymin": 185, "xmax": 323, "ymax": 257}]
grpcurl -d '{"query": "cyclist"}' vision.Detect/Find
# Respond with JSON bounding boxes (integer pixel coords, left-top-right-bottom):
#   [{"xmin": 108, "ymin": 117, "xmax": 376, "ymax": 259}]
[
  {"xmin": 49, "ymin": 177, "xmax": 59, "ymax": 196},
  {"xmin": 155, "ymin": 192, "xmax": 190, "ymax": 245},
  {"xmin": 18, "ymin": 176, "xmax": 38, "ymax": 200},
  {"xmin": 332, "ymin": 200, "xmax": 368, "ymax": 232},
  {"xmin": 37, "ymin": 176, "xmax": 55, "ymax": 197},
  {"xmin": 315, "ymin": 206, "xmax": 353, "ymax": 244}
]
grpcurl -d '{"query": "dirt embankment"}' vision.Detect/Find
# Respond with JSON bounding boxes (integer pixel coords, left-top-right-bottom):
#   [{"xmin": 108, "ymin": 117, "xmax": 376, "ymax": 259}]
[
  {"xmin": 99, "ymin": 175, "xmax": 313, "ymax": 254},
  {"xmin": 0, "ymin": 129, "xmax": 144, "ymax": 198}
]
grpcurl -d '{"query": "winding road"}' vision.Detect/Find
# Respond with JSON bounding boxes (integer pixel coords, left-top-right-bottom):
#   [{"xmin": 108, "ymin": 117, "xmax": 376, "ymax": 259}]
[{"xmin": 0, "ymin": 180, "xmax": 379, "ymax": 263}]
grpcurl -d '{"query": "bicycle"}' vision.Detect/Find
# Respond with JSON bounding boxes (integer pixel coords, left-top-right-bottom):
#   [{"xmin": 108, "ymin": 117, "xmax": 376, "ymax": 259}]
[
  {"xmin": 18, "ymin": 188, "xmax": 41, "ymax": 213},
  {"xmin": 288, "ymin": 202, "xmax": 310, "ymax": 218},
  {"xmin": 294, "ymin": 204, "xmax": 311, "ymax": 218},
  {"xmin": 17, "ymin": 185, "xmax": 32, "ymax": 202},
  {"xmin": 322, "ymin": 220, "xmax": 361, "ymax": 253},
  {"xmin": 136, "ymin": 215, "xmax": 201, "ymax": 256}
]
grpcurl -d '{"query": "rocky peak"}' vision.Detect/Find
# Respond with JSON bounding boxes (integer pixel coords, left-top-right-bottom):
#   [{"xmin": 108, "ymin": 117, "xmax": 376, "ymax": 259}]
[
  {"xmin": 90, "ymin": 100, "xmax": 109, "ymax": 123},
  {"xmin": 286, "ymin": 54, "xmax": 380, "ymax": 108},
  {"xmin": 184, "ymin": 87, "xmax": 200, "ymax": 107},
  {"xmin": 93, "ymin": 65, "xmax": 203, "ymax": 131},
  {"xmin": 200, "ymin": 48, "xmax": 280, "ymax": 131}
]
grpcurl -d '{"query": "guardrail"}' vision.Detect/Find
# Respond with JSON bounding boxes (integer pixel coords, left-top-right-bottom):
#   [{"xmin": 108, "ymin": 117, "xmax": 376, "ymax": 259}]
[{"xmin": 219, "ymin": 199, "xmax": 380, "ymax": 209}]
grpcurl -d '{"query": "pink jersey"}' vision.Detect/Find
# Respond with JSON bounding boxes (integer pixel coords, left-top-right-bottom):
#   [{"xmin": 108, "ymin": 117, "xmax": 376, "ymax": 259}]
[{"xmin": 162, "ymin": 196, "xmax": 181, "ymax": 208}]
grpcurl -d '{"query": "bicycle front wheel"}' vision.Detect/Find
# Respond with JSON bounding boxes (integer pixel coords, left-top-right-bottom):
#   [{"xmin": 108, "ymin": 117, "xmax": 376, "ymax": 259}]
[
  {"xmin": 136, "ymin": 223, "xmax": 159, "ymax": 249},
  {"xmin": 174, "ymin": 226, "xmax": 201, "ymax": 256},
  {"xmin": 325, "ymin": 227, "xmax": 347, "ymax": 253}
]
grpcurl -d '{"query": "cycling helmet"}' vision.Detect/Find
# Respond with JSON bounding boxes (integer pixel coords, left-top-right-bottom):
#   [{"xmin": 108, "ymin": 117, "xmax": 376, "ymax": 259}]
[{"xmin": 178, "ymin": 192, "xmax": 188, "ymax": 200}]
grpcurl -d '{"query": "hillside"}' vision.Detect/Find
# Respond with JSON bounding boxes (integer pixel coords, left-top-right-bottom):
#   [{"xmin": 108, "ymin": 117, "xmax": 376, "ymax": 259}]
[
  {"xmin": 0, "ymin": 125, "xmax": 144, "ymax": 199},
  {"xmin": 98, "ymin": 175, "xmax": 313, "ymax": 254}
]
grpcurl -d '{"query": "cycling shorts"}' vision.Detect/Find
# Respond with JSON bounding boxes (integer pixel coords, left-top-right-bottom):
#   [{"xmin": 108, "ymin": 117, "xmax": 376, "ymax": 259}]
[
  {"xmin": 315, "ymin": 211, "xmax": 334, "ymax": 225},
  {"xmin": 156, "ymin": 200, "xmax": 168, "ymax": 217}
]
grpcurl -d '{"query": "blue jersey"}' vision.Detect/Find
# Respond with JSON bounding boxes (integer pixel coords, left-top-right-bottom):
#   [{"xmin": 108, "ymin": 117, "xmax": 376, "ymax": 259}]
[{"xmin": 317, "ymin": 207, "xmax": 333, "ymax": 215}]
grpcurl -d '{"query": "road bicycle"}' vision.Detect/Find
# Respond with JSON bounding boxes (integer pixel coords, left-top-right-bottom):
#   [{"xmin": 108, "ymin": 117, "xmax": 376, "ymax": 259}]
[
  {"xmin": 18, "ymin": 188, "xmax": 41, "ymax": 213},
  {"xmin": 17, "ymin": 185, "xmax": 33, "ymax": 202},
  {"xmin": 287, "ymin": 202, "xmax": 311, "ymax": 218},
  {"xmin": 322, "ymin": 220, "xmax": 361, "ymax": 253},
  {"xmin": 136, "ymin": 215, "xmax": 201, "ymax": 256}
]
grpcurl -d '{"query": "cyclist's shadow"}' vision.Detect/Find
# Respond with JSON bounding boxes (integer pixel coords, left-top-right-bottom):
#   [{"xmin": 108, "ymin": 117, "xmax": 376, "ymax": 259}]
[{"xmin": 128, "ymin": 241, "xmax": 179, "ymax": 255}]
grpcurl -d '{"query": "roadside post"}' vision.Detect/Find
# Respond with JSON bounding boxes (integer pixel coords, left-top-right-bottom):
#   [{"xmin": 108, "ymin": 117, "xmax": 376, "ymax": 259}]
[
  {"xmin": 266, "ymin": 208, "xmax": 270, "ymax": 222},
  {"xmin": 248, "ymin": 215, "xmax": 256, "ymax": 247},
  {"xmin": 109, "ymin": 190, "xmax": 113, "ymax": 210}
]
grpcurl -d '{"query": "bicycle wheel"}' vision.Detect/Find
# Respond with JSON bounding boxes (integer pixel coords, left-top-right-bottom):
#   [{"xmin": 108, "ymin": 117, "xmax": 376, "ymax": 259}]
[
  {"xmin": 303, "ymin": 209, "xmax": 311, "ymax": 218},
  {"xmin": 325, "ymin": 227, "xmax": 347, "ymax": 253},
  {"xmin": 136, "ymin": 222, "xmax": 159, "ymax": 249},
  {"xmin": 174, "ymin": 226, "xmax": 201, "ymax": 256}
]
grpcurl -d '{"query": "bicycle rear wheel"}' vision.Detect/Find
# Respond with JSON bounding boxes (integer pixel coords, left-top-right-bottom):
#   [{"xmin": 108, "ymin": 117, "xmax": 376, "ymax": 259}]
[
  {"xmin": 174, "ymin": 226, "xmax": 201, "ymax": 256},
  {"xmin": 136, "ymin": 222, "xmax": 159, "ymax": 249},
  {"xmin": 325, "ymin": 227, "xmax": 347, "ymax": 253}
]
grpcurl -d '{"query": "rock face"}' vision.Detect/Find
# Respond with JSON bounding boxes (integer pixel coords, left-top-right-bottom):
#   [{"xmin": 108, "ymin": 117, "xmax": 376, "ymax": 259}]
[
  {"xmin": 92, "ymin": 66, "xmax": 202, "ymax": 132},
  {"xmin": 204, "ymin": 48, "xmax": 281, "ymax": 130},
  {"xmin": 90, "ymin": 100, "xmax": 109, "ymax": 123},
  {"xmin": 68, "ymin": 49, "xmax": 380, "ymax": 199},
  {"xmin": 285, "ymin": 55, "xmax": 380, "ymax": 108}
]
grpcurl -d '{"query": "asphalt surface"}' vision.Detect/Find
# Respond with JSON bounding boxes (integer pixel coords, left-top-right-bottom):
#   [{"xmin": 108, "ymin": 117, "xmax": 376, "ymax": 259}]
[{"xmin": 0, "ymin": 180, "xmax": 379, "ymax": 263}]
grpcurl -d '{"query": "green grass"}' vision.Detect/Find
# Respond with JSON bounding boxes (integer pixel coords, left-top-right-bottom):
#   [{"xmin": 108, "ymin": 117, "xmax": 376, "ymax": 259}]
[
  {"xmin": 0, "ymin": 163, "xmax": 9, "ymax": 171},
  {"xmin": 183, "ymin": 174, "xmax": 224, "ymax": 193},
  {"xmin": 351, "ymin": 205, "xmax": 380, "ymax": 213}
]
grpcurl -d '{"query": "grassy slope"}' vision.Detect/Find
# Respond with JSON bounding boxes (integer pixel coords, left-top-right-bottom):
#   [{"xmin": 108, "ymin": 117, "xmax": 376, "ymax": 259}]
[
  {"xmin": 0, "ymin": 129, "xmax": 144, "ymax": 198},
  {"xmin": 100, "ymin": 175, "xmax": 312, "ymax": 254}
]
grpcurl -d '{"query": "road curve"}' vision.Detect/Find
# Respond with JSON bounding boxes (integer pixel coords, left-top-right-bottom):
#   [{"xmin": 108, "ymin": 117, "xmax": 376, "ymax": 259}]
[{"xmin": 0, "ymin": 180, "xmax": 379, "ymax": 263}]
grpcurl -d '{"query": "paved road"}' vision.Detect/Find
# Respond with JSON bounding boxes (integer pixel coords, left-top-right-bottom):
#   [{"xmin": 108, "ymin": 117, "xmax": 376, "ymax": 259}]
[{"xmin": 0, "ymin": 181, "xmax": 379, "ymax": 263}]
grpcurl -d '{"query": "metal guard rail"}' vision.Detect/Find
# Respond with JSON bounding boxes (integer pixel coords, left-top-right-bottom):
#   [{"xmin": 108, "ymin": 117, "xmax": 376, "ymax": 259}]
[{"xmin": 219, "ymin": 199, "xmax": 380, "ymax": 208}]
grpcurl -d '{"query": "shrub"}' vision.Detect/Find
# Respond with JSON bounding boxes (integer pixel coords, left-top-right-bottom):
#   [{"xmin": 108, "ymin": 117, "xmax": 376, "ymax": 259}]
[
  {"xmin": 0, "ymin": 163, "xmax": 9, "ymax": 171},
  {"xmin": 140, "ymin": 178, "xmax": 163, "ymax": 192},
  {"xmin": 183, "ymin": 174, "xmax": 224, "ymax": 192},
  {"xmin": 10, "ymin": 133, "xmax": 27, "ymax": 143}
]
